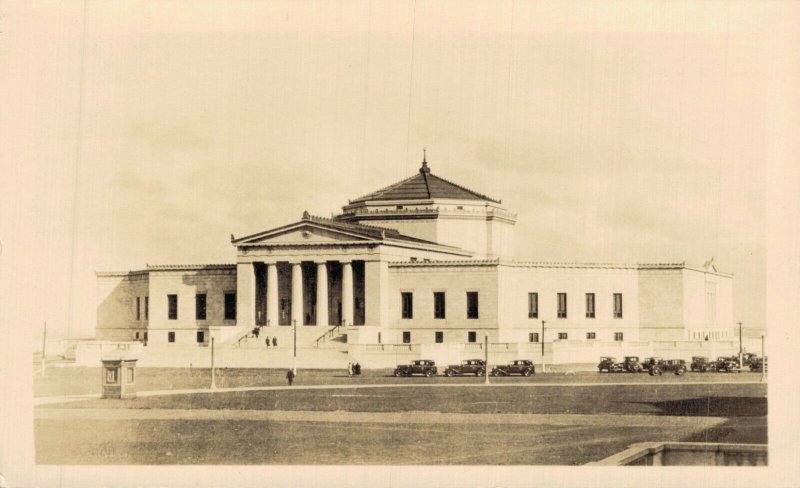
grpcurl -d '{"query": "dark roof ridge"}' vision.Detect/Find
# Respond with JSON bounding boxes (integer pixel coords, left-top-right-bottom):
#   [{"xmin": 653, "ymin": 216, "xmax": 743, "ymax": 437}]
[{"xmin": 348, "ymin": 173, "xmax": 420, "ymax": 204}]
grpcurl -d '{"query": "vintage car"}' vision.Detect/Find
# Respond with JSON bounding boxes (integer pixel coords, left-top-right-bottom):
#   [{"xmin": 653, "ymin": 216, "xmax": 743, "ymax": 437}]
[
  {"xmin": 490, "ymin": 360, "xmax": 536, "ymax": 376},
  {"xmin": 690, "ymin": 356, "xmax": 718, "ymax": 372},
  {"xmin": 649, "ymin": 359, "xmax": 687, "ymax": 376},
  {"xmin": 394, "ymin": 359, "xmax": 438, "ymax": 377},
  {"xmin": 716, "ymin": 356, "xmax": 741, "ymax": 372},
  {"xmin": 622, "ymin": 356, "xmax": 645, "ymax": 373},
  {"xmin": 749, "ymin": 356, "xmax": 767, "ymax": 372},
  {"xmin": 597, "ymin": 356, "xmax": 624, "ymax": 373},
  {"xmin": 444, "ymin": 359, "xmax": 486, "ymax": 377}
]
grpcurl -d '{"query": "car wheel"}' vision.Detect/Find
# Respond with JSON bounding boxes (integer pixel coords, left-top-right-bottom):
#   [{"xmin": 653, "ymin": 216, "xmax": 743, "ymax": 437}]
[
  {"xmin": 522, "ymin": 369, "xmax": 532, "ymax": 377},
  {"xmin": 445, "ymin": 370, "xmax": 454, "ymax": 377},
  {"xmin": 394, "ymin": 370, "xmax": 403, "ymax": 377},
  {"xmin": 476, "ymin": 369, "xmax": 485, "ymax": 377},
  {"xmin": 425, "ymin": 369, "xmax": 434, "ymax": 377},
  {"xmin": 655, "ymin": 369, "xmax": 663, "ymax": 376}
]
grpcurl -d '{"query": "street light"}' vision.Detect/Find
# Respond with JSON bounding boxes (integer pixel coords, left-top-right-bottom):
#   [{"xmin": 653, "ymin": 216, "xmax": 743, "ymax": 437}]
[
  {"xmin": 737, "ymin": 321, "xmax": 743, "ymax": 369},
  {"xmin": 541, "ymin": 320, "xmax": 546, "ymax": 374},
  {"xmin": 484, "ymin": 334, "xmax": 490, "ymax": 385},
  {"xmin": 293, "ymin": 319, "xmax": 297, "ymax": 375},
  {"xmin": 761, "ymin": 332, "xmax": 766, "ymax": 382}
]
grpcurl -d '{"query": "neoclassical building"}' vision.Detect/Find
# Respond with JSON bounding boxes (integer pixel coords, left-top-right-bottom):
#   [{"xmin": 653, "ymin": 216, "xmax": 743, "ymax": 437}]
[{"xmin": 97, "ymin": 159, "xmax": 735, "ymax": 355}]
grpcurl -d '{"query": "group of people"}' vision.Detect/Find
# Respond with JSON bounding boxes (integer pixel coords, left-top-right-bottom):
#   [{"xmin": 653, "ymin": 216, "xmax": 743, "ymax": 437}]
[
  {"xmin": 251, "ymin": 327, "xmax": 278, "ymax": 348},
  {"xmin": 347, "ymin": 362, "xmax": 362, "ymax": 376}
]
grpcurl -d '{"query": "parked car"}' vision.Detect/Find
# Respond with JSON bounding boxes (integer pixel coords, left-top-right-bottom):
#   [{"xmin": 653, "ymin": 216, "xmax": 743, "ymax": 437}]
[
  {"xmin": 742, "ymin": 352, "xmax": 758, "ymax": 367},
  {"xmin": 716, "ymin": 356, "xmax": 740, "ymax": 372},
  {"xmin": 490, "ymin": 360, "xmax": 536, "ymax": 376},
  {"xmin": 622, "ymin": 356, "xmax": 645, "ymax": 373},
  {"xmin": 394, "ymin": 359, "xmax": 438, "ymax": 377},
  {"xmin": 597, "ymin": 356, "xmax": 624, "ymax": 373},
  {"xmin": 749, "ymin": 356, "xmax": 767, "ymax": 372},
  {"xmin": 690, "ymin": 356, "xmax": 718, "ymax": 372},
  {"xmin": 444, "ymin": 359, "xmax": 486, "ymax": 377},
  {"xmin": 642, "ymin": 357, "xmax": 663, "ymax": 371},
  {"xmin": 649, "ymin": 359, "xmax": 687, "ymax": 376}
]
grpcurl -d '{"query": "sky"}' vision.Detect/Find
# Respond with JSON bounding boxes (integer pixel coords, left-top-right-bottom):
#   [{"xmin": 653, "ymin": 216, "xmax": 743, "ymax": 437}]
[{"xmin": 4, "ymin": 0, "xmax": 796, "ymax": 340}]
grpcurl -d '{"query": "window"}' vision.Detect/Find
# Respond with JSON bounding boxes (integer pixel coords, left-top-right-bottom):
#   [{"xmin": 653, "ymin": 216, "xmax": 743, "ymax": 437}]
[
  {"xmin": 585, "ymin": 293, "xmax": 595, "ymax": 318},
  {"xmin": 125, "ymin": 367, "xmax": 135, "ymax": 384},
  {"xmin": 529, "ymin": 332, "xmax": 539, "ymax": 343},
  {"xmin": 614, "ymin": 332, "xmax": 624, "ymax": 341},
  {"xmin": 466, "ymin": 292, "xmax": 479, "ymax": 319},
  {"xmin": 145, "ymin": 296, "xmax": 149, "ymax": 320},
  {"xmin": 401, "ymin": 292, "xmax": 413, "ymax": 319},
  {"xmin": 586, "ymin": 332, "xmax": 596, "ymax": 340},
  {"xmin": 105, "ymin": 368, "xmax": 118, "ymax": 384},
  {"xmin": 168, "ymin": 331, "xmax": 176, "ymax": 343},
  {"xmin": 135, "ymin": 332, "xmax": 140, "ymax": 339},
  {"xmin": 557, "ymin": 332, "xmax": 568, "ymax": 340},
  {"xmin": 224, "ymin": 293, "xmax": 236, "ymax": 320},
  {"xmin": 528, "ymin": 293, "xmax": 538, "ymax": 318},
  {"xmin": 136, "ymin": 297, "xmax": 141, "ymax": 320},
  {"xmin": 467, "ymin": 331, "xmax": 477, "ymax": 343},
  {"xmin": 614, "ymin": 293, "xmax": 623, "ymax": 318},
  {"xmin": 168, "ymin": 294, "xmax": 178, "ymax": 320},
  {"xmin": 144, "ymin": 331, "xmax": 148, "ymax": 342},
  {"xmin": 434, "ymin": 292, "xmax": 446, "ymax": 319},
  {"xmin": 196, "ymin": 293, "xmax": 207, "ymax": 320},
  {"xmin": 396, "ymin": 205, "xmax": 404, "ymax": 210},
  {"xmin": 557, "ymin": 293, "xmax": 567, "ymax": 318},
  {"xmin": 196, "ymin": 331, "xmax": 205, "ymax": 343},
  {"xmin": 435, "ymin": 331, "xmax": 444, "ymax": 343},
  {"xmin": 402, "ymin": 331, "xmax": 411, "ymax": 344}
]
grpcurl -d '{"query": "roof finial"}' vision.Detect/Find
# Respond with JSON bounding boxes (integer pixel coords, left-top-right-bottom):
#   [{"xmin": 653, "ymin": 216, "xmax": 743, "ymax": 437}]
[{"xmin": 420, "ymin": 148, "xmax": 430, "ymax": 174}]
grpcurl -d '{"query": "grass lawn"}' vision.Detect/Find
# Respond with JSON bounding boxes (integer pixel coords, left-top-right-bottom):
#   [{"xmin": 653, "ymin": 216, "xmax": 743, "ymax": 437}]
[{"xmin": 35, "ymin": 382, "xmax": 767, "ymax": 465}]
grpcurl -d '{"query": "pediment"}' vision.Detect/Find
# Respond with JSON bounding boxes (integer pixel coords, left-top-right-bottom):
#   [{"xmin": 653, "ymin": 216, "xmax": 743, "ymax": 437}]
[{"xmin": 236, "ymin": 223, "xmax": 371, "ymax": 245}]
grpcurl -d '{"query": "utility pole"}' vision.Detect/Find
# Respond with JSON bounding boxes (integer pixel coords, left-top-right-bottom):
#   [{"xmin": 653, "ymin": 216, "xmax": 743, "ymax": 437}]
[
  {"xmin": 737, "ymin": 321, "xmax": 743, "ymax": 369},
  {"xmin": 210, "ymin": 337, "xmax": 216, "ymax": 389},
  {"xmin": 41, "ymin": 321, "xmax": 47, "ymax": 377},
  {"xmin": 484, "ymin": 334, "xmax": 489, "ymax": 385},
  {"xmin": 541, "ymin": 320, "xmax": 546, "ymax": 374},
  {"xmin": 761, "ymin": 332, "xmax": 766, "ymax": 383},
  {"xmin": 293, "ymin": 319, "xmax": 297, "ymax": 375}
]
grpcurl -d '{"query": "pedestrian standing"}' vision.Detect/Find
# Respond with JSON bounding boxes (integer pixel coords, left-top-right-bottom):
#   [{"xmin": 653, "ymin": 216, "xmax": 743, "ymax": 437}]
[
  {"xmin": 265, "ymin": 337, "xmax": 270, "ymax": 348},
  {"xmin": 347, "ymin": 362, "xmax": 353, "ymax": 376},
  {"xmin": 273, "ymin": 336, "xmax": 277, "ymax": 347},
  {"xmin": 286, "ymin": 369, "xmax": 295, "ymax": 386}
]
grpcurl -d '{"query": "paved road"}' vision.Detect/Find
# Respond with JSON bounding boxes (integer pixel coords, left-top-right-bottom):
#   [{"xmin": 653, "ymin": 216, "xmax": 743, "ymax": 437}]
[{"xmin": 34, "ymin": 379, "xmax": 766, "ymax": 405}]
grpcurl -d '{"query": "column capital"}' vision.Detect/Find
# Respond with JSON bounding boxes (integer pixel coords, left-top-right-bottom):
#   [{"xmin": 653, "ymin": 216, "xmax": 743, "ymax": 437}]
[
  {"xmin": 339, "ymin": 259, "xmax": 353, "ymax": 265},
  {"xmin": 314, "ymin": 260, "xmax": 329, "ymax": 265}
]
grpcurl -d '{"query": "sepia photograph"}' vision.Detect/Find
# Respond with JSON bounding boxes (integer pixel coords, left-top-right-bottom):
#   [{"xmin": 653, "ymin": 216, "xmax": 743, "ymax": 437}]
[{"xmin": 1, "ymin": 0, "xmax": 798, "ymax": 487}]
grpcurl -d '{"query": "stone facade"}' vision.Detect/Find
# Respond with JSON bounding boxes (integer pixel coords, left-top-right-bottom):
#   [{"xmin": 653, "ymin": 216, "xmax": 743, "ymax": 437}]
[{"xmin": 96, "ymin": 161, "xmax": 735, "ymax": 354}]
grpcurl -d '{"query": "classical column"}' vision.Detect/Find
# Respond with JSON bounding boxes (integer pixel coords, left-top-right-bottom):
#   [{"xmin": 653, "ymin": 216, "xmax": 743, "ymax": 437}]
[
  {"xmin": 266, "ymin": 262, "xmax": 278, "ymax": 326},
  {"xmin": 236, "ymin": 262, "xmax": 256, "ymax": 328},
  {"xmin": 291, "ymin": 262, "xmax": 304, "ymax": 326},
  {"xmin": 341, "ymin": 261, "xmax": 354, "ymax": 326},
  {"xmin": 365, "ymin": 260, "xmax": 389, "ymax": 327},
  {"xmin": 316, "ymin": 261, "xmax": 329, "ymax": 327}
]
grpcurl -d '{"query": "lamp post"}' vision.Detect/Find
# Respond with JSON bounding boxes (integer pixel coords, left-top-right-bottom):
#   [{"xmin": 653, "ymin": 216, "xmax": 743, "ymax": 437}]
[
  {"xmin": 737, "ymin": 321, "xmax": 743, "ymax": 369},
  {"xmin": 484, "ymin": 334, "xmax": 490, "ymax": 385},
  {"xmin": 761, "ymin": 332, "xmax": 766, "ymax": 382},
  {"xmin": 210, "ymin": 337, "xmax": 216, "ymax": 389},
  {"xmin": 541, "ymin": 320, "xmax": 546, "ymax": 374},
  {"xmin": 293, "ymin": 319, "xmax": 297, "ymax": 375}
]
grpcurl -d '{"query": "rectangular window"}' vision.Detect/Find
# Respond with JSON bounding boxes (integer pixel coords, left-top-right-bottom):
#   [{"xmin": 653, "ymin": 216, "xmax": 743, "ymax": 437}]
[
  {"xmin": 401, "ymin": 292, "xmax": 413, "ymax": 319},
  {"xmin": 196, "ymin": 331, "xmax": 205, "ymax": 343},
  {"xmin": 557, "ymin": 293, "xmax": 567, "ymax": 318},
  {"xmin": 167, "ymin": 294, "xmax": 178, "ymax": 320},
  {"xmin": 196, "ymin": 293, "xmax": 207, "ymax": 320},
  {"xmin": 145, "ymin": 296, "xmax": 149, "ymax": 320},
  {"xmin": 224, "ymin": 293, "xmax": 236, "ymax": 320},
  {"xmin": 402, "ymin": 331, "xmax": 411, "ymax": 344},
  {"xmin": 168, "ymin": 331, "xmax": 176, "ymax": 343},
  {"xmin": 467, "ymin": 331, "xmax": 477, "ymax": 343},
  {"xmin": 135, "ymin": 331, "xmax": 140, "ymax": 339},
  {"xmin": 529, "ymin": 332, "xmax": 539, "ymax": 343},
  {"xmin": 435, "ymin": 331, "xmax": 444, "ymax": 343},
  {"xmin": 136, "ymin": 297, "xmax": 141, "ymax": 321},
  {"xmin": 614, "ymin": 332, "xmax": 624, "ymax": 341},
  {"xmin": 434, "ymin": 292, "xmax": 446, "ymax": 319},
  {"xmin": 614, "ymin": 293, "xmax": 623, "ymax": 318},
  {"xmin": 558, "ymin": 332, "xmax": 568, "ymax": 340},
  {"xmin": 586, "ymin": 332, "xmax": 596, "ymax": 339},
  {"xmin": 528, "ymin": 292, "xmax": 538, "ymax": 318},
  {"xmin": 466, "ymin": 292, "xmax": 479, "ymax": 319},
  {"xmin": 585, "ymin": 293, "xmax": 595, "ymax": 318}
]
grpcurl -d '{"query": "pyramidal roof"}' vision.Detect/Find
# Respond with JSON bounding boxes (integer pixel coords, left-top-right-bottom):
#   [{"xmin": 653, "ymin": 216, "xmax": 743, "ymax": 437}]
[{"xmin": 349, "ymin": 158, "xmax": 501, "ymax": 205}]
